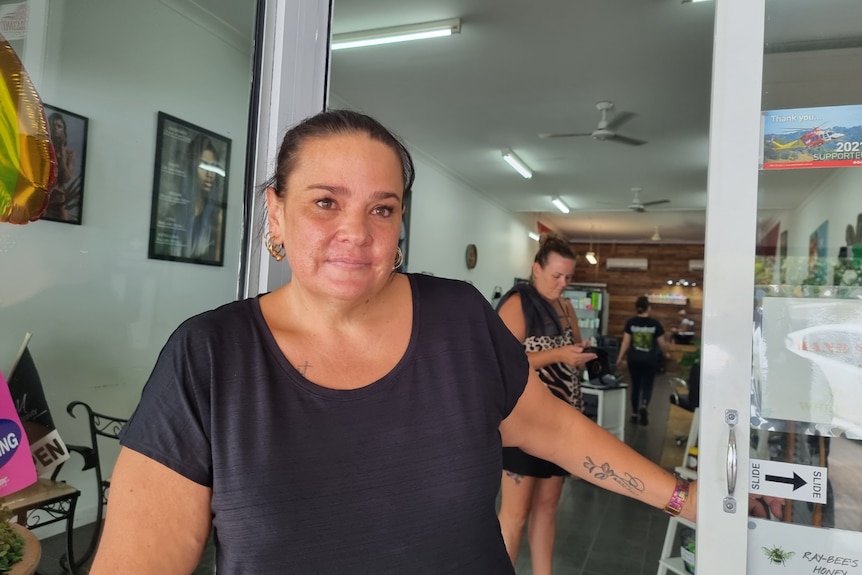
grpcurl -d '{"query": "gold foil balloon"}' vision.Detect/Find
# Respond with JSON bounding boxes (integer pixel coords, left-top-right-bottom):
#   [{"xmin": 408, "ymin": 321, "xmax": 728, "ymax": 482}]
[{"xmin": 0, "ymin": 32, "xmax": 56, "ymax": 224}]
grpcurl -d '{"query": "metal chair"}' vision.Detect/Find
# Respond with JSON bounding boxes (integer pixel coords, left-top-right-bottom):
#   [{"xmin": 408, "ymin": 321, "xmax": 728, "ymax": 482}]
[{"xmin": 65, "ymin": 401, "xmax": 128, "ymax": 569}]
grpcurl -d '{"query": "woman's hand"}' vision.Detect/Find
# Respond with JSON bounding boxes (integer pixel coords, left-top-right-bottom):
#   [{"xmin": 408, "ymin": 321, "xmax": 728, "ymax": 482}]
[{"xmin": 557, "ymin": 345, "xmax": 597, "ymax": 367}]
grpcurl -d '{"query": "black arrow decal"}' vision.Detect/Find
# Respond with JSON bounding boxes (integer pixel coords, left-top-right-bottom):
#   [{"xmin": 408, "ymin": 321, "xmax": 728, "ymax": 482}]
[{"xmin": 765, "ymin": 472, "xmax": 807, "ymax": 491}]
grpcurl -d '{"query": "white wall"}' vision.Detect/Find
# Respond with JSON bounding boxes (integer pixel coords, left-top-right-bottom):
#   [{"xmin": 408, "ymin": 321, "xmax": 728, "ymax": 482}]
[
  {"xmin": 0, "ymin": 0, "xmax": 255, "ymax": 532},
  {"xmin": 407, "ymin": 152, "xmax": 536, "ymax": 301}
]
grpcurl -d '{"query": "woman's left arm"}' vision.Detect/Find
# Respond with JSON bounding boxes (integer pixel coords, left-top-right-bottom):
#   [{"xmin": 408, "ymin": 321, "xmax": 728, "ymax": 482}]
[
  {"xmin": 500, "ymin": 371, "xmax": 696, "ymax": 521},
  {"xmin": 616, "ymin": 332, "xmax": 632, "ymax": 367},
  {"xmin": 566, "ymin": 299, "xmax": 585, "ymax": 343}
]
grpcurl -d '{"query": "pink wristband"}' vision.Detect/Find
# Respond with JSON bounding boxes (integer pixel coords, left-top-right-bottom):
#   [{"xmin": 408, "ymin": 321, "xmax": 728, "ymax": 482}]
[{"xmin": 664, "ymin": 477, "xmax": 690, "ymax": 516}]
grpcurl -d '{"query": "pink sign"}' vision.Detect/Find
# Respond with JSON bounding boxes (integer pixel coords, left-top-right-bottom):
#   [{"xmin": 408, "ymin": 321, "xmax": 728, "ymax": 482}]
[{"xmin": 0, "ymin": 371, "xmax": 37, "ymax": 496}]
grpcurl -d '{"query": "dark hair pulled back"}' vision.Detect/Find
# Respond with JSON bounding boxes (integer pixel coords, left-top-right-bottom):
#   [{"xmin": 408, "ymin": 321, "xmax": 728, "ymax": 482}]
[
  {"xmin": 635, "ymin": 295, "xmax": 650, "ymax": 313},
  {"xmin": 533, "ymin": 232, "xmax": 576, "ymax": 267},
  {"xmin": 265, "ymin": 109, "xmax": 415, "ymax": 201}
]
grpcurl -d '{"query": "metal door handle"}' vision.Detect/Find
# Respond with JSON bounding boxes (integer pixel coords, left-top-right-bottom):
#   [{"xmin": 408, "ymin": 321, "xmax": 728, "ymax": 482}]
[
  {"xmin": 727, "ymin": 426, "xmax": 737, "ymax": 494},
  {"xmin": 723, "ymin": 409, "xmax": 738, "ymax": 513}
]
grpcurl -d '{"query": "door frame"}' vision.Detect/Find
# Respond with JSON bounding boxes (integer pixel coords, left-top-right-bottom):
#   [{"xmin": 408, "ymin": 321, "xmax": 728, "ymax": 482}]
[
  {"xmin": 243, "ymin": 0, "xmax": 331, "ymax": 298},
  {"xmin": 697, "ymin": 0, "xmax": 766, "ymax": 572}
]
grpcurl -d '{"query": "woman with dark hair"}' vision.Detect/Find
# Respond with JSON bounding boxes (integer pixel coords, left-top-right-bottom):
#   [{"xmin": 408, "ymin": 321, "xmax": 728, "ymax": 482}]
[
  {"xmin": 171, "ymin": 134, "xmax": 225, "ymax": 261},
  {"xmin": 495, "ymin": 232, "xmax": 593, "ymax": 575},
  {"xmin": 616, "ymin": 295, "xmax": 672, "ymax": 425},
  {"xmin": 91, "ymin": 110, "xmax": 696, "ymax": 575},
  {"xmin": 44, "ymin": 112, "xmax": 77, "ymax": 220}
]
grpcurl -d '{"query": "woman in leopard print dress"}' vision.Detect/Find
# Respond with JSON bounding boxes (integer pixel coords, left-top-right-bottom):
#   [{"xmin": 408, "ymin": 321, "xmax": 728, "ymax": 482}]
[{"xmin": 496, "ymin": 233, "xmax": 596, "ymax": 575}]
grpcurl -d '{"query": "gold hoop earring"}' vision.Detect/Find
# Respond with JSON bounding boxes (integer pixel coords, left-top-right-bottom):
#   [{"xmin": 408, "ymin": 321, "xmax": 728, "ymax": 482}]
[
  {"xmin": 393, "ymin": 246, "xmax": 404, "ymax": 270},
  {"xmin": 265, "ymin": 231, "xmax": 285, "ymax": 262}
]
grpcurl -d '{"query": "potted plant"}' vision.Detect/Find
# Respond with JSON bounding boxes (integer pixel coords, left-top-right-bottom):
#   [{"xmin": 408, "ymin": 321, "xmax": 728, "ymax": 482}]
[
  {"xmin": 0, "ymin": 504, "xmax": 24, "ymax": 573},
  {"xmin": 677, "ymin": 340, "xmax": 701, "ymax": 380}
]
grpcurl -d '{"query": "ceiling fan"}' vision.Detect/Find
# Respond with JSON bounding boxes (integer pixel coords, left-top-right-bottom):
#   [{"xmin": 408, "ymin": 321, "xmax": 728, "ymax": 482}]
[
  {"xmin": 539, "ymin": 101, "xmax": 647, "ymax": 146},
  {"xmin": 627, "ymin": 187, "xmax": 670, "ymax": 212}
]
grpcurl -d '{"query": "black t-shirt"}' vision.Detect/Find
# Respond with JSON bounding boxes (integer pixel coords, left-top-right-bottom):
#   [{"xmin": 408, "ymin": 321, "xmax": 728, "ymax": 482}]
[
  {"xmin": 120, "ymin": 274, "xmax": 529, "ymax": 574},
  {"xmin": 623, "ymin": 315, "xmax": 665, "ymax": 364}
]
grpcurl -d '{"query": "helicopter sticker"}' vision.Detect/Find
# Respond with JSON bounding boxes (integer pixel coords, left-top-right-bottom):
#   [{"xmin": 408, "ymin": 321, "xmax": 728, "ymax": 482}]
[
  {"xmin": 761, "ymin": 104, "xmax": 862, "ymax": 170},
  {"xmin": 769, "ymin": 125, "xmax": 845, "ymax": 150}
]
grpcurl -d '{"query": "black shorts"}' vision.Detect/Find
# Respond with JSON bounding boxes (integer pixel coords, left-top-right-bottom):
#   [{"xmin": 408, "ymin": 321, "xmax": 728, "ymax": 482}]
[{"xmin": 502, "ymin": 447, "xmax": 567, "ymax": 479}]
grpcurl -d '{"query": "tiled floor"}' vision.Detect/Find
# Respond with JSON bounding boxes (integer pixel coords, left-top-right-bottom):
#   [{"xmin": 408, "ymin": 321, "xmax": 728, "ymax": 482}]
[
  {"xmin": 509, "ymin": 376, "xmax": 675, "ymax": 575},
  {"xmin": 35, "ymin": 376, "xmax": 675, "ymax": 575}
]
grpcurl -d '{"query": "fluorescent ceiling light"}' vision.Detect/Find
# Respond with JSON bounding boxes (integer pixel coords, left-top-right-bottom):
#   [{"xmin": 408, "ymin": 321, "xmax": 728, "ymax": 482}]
[
  {"xmin": 585, "ymin": 251, "xmax": 598, "ymax": 265},
  {"xmin": 199, "ymin": 163, "xmax": 226, "ymax": 177},
  {"xmin": 501, "ymin": 149, "xmax": 533, "ymax": 179},
  {"xmin": 551, "ymin": 196, "xmax": 570, "ymax": 214},
  {"xmin": 332, "ymin": 18, "xmax": 461, "ymax": 50},
  {"xmin": 681, "ymin": 0, "xmax": 711, "ymax": 3},
  {"xmin": 528, "ymin": 232, "xmax": 540, "ymax": 241}
]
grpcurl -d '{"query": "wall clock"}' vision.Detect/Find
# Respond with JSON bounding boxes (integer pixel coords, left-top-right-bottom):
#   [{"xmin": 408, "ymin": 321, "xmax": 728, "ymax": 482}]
[{"xmin": 465, "ymin": 243, "xmax": 478, "ymax": 269}]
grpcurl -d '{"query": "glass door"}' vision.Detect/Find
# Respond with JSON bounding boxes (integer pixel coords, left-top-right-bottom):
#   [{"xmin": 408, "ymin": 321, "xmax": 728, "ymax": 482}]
[
  {"xmin": 746, "ymin": 0, "xmax": 862, "ymax": 572},
  {"xmin": 697, "ymin": 1, "xmax": 862, "ymax": 573}
]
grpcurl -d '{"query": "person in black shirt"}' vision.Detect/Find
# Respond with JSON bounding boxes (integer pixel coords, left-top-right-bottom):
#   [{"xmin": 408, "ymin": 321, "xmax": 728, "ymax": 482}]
[
  {"xmin": 91, "ymin": 110, "xmax": 696, "ymax": 575},
  {"xmin": 616, "ymin": 296, "xmax": 672, "ymax": 425}
]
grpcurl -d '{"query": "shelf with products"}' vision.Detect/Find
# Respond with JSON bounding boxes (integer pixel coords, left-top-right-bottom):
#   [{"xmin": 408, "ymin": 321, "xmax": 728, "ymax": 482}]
[
  {"xmin": 657, "ymin": 408, "xmax": 698, "ymax": 575},
  {"xmin": 647, "ymin": 293, "xmax": 689, "ymax": 305},
  {"xmin": 656, "ymin": 516, "xmax": 696, "ymax": 575},
  {"xmin": 564, "ymin": 284, "xmax": 608, "ymax": 343}
]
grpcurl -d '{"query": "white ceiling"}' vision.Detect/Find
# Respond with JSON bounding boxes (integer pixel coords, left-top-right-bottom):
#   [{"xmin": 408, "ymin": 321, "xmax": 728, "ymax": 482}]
[
  {"xmin": 327, "ymin": 0, "xmax": 862, "ymax": 244},
  {"xmin": 197, "ymin": 0, "xmax": 862, "ymax": 244}
]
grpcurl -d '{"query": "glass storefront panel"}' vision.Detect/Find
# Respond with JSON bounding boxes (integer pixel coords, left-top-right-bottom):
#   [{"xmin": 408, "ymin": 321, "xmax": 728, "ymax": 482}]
[
  {"xmin": 0, "ymin": 0, "xmax": 258, "ymax": 531},
  {"xmin": 748, "ymin": 0, "xmax": 862, "ymax": 571}
]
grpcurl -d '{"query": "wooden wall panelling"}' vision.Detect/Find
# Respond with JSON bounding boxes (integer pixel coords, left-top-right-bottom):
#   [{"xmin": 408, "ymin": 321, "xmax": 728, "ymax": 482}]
[{"xmin": 569, "ymin": 243, "xmax": 704, "ymax": 340}]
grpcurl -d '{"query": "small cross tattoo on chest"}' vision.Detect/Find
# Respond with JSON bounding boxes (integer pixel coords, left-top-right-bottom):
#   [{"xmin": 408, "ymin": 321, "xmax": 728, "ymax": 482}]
[{"xmin": 297, "ymin": 361, "xmax": 312, "ymax": 375}]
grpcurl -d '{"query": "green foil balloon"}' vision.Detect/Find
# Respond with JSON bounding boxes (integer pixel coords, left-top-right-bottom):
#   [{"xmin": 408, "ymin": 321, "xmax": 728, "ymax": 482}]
[{"xmin": 0, "ymin": 32, "xmax": 56, "ymax": 224}]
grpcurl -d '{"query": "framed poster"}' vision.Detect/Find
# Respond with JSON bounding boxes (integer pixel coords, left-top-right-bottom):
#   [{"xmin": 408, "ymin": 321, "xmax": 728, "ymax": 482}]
[
  {"xmin": 148, "ymin": 112, "xmax": 230, "ymax": 266},
  {"xmin": 41, "ymin": 104, "xmax": 88, "ymax": 225}
]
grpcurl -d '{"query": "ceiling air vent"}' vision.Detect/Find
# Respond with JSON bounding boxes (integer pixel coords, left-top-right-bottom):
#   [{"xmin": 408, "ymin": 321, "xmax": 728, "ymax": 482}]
[{"xmin": 606, "ymin": 258, "xmax": 648, "ymax": 271}]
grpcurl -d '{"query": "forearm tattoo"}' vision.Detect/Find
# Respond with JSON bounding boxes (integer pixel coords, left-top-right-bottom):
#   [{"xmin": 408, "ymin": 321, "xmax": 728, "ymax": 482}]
[
  {"xmin": 505, "ymin": 471, "xmax": 523, "ymax": 485},
  {"xmin": 583, "ymin": 456, "xmax": 645, "ymax": 495}
]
